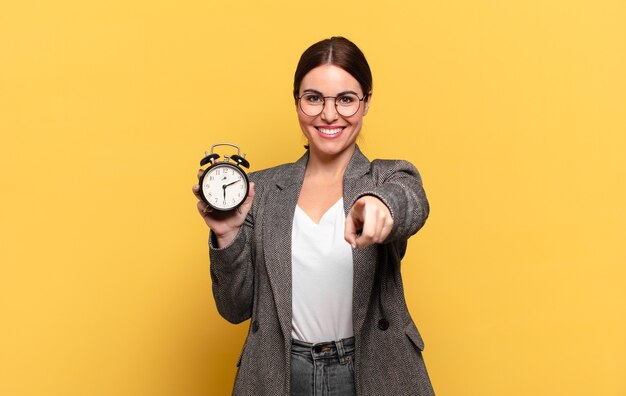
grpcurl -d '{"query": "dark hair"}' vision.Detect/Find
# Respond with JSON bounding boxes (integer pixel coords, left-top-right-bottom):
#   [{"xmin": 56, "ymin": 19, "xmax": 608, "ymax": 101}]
[{"xmin": 293, "ymin": 36, "xmax": 373, "ymax": 101}]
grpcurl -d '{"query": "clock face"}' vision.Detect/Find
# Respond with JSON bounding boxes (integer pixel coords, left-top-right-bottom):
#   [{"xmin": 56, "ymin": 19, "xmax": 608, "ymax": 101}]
[{"xmin": 201, "ymin": 163, "xmax": 249, "ymax": 211}]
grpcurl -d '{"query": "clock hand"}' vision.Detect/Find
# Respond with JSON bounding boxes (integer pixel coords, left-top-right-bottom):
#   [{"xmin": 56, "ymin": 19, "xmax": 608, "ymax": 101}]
[
  {"xmin": 222, "ymin": 184, "xmax": 226, "ymax": 199},
  {"xmin": 223, "ymin": 180, "xmax": 240, "ymax": 188}
]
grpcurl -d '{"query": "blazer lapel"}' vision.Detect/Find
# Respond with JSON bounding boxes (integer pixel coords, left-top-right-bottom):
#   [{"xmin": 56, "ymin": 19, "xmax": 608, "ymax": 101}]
[
  {"xmin": 342, "ymin": 146, "xmax": 378, "ymax": 336},
  {"xmin": 262, "ymin": 152, "xmax": 308, "ymax": 340}
]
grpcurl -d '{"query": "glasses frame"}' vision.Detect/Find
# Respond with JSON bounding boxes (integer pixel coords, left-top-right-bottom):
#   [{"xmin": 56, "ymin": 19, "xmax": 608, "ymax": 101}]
[{"xmin": 296, "ymin": 91, "xmax": 369, "ymax": 117}]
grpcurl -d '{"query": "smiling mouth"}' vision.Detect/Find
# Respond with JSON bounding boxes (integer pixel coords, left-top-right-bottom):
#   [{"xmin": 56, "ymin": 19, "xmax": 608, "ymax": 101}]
[{"xmin": 316, "ymin": 127, "xmax": 345, "ymax": 136}]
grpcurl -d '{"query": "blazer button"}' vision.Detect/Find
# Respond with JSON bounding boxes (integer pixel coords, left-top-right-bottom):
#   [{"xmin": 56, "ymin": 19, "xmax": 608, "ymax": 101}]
[
  {"xmin": 251, "ymin": 320, "xmax": 259, "ymax": 333},
  {"xmin": 378, "ymin": 318, "xmax": 389, "ymax": 331}
]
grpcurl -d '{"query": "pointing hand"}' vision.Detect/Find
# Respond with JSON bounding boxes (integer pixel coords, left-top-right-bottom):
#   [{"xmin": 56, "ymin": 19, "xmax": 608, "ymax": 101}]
[{"xmin": 344, "ymin": 196, "xmax": 393, "ymax": 249}]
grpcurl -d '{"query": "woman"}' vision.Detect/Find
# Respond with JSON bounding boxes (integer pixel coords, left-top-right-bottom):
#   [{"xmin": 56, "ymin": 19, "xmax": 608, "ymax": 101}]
[{"xmin": 193, "ymin": 37, "xmax": 434, "ymax": 396}]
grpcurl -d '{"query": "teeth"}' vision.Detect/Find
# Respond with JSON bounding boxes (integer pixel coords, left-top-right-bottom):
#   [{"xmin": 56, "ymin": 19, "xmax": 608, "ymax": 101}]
[{"xmin": 318, "ymin": 127, "xmax": 343, "ymax": 135}]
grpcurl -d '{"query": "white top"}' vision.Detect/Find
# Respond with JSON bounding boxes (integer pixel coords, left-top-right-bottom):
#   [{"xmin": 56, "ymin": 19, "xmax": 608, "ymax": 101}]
[{"xmin": 291, "ymin": 198, "xmax": 354, "ymax": 343}]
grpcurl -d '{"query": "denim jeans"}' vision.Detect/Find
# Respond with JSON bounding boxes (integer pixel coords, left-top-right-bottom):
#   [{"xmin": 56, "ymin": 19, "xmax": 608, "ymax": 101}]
[{"xmin": 290, "ymin": 337, "xmax": 356, "ymax": 396}]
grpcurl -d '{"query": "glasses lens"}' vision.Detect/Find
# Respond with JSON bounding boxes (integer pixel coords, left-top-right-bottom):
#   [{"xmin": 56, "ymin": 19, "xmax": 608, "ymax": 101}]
[
  {"xmin": 299, "ymin": 93, "xmax": 324, "ymax": 116},
  {"xmin": 298, "ymin": 93, "xmax": 362, "ymax": 117},
  {"xmin": 336, "ymin": 93, "xmax": 361, "ymax": 117}
]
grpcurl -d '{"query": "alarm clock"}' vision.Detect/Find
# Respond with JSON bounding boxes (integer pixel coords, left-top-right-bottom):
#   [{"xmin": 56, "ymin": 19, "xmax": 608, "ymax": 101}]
[{"xmin": 199, "ymin": 143, "xmax": 250, "ymax": 212}]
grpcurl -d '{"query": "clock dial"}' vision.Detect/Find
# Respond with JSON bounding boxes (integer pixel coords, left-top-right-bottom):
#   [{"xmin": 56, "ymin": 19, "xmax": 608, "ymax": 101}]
[{"xmin": 201, "ymin": 163, "xmax": 248, "ymax": 211}]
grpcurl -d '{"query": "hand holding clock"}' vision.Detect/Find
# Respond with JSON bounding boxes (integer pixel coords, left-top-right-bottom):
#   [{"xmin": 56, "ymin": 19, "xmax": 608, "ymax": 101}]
[{"xmin": 193, "ymin": 168, "xmax": 256, "ymax": 248}]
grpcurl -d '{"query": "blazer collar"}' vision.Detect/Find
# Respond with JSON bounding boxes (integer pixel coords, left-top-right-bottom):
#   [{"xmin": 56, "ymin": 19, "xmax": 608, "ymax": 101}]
[{"xmin": 273, "ymin": 145, "xmax": 370, "ymax": 189}]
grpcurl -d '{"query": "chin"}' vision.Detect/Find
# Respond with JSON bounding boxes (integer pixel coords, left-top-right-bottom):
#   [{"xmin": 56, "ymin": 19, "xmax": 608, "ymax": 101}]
[{"xmin": 309, "ymin": 139, "xmax": 357, "ymax": 157}]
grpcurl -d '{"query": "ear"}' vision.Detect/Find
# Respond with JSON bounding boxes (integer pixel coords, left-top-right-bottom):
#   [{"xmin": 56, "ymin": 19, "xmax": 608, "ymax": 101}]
[{"xmin": 363, "ymin": 92, "xmax": 372, "ymax": 116}]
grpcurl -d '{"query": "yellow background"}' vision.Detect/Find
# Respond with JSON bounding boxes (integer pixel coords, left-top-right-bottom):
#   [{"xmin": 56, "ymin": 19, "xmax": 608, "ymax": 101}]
[{"xmin": 1, "ymin": 0, "xmax": 625, "ymax": 395}]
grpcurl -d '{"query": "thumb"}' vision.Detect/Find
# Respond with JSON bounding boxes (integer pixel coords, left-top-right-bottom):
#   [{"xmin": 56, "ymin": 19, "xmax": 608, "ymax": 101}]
[{"xmin": 238, "ymin": 182, "xmax": 256, "ymax": 215}]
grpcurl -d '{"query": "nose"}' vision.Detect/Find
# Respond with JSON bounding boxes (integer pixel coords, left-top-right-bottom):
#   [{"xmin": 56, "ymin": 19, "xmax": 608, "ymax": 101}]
[{"xmin": 320, "ymin": 98, "xmax": 339, "ymax": 122}]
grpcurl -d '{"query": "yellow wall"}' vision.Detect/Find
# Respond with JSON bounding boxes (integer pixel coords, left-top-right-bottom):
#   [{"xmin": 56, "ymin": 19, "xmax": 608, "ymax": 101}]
[{"xmin": 1, "ymin": 1, "xmax": 625, "ymax": 395}]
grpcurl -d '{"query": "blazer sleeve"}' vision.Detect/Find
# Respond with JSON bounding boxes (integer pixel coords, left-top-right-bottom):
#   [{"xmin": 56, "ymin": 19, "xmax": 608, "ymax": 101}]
[
  {"xmin": 208, "ymin": 206, "xmax": 255, "ymax": 324},
  {"xmin": 352, "ymin": 159, "xmax": 430, "ymax": 243}
]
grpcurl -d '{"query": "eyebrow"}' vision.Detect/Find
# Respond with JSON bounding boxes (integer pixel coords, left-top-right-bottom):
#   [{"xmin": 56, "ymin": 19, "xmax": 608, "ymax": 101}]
[{"xmin": 302, "ymin": 88, "xmax": 359, "ymax": 96}]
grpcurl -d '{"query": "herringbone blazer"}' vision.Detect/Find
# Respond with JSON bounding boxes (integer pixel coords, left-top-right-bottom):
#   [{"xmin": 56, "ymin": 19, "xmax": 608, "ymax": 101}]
[{"xmin": 209, "ymin": 146, "xmax": 435, "ymax": 395}]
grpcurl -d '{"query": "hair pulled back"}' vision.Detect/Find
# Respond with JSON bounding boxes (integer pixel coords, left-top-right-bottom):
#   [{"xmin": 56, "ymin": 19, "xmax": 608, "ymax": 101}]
[{"xmin": 293, "ymin": 37, "xmax": 372, "ymax": 101}]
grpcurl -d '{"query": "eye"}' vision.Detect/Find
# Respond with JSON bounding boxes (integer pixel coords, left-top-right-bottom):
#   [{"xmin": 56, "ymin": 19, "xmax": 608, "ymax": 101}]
[
  {"xmin": 303, "ymin": 93, "xmax": 322, "ymax": 104},
  {"xmin": 337, "ymin": 94, "xmax": 356, "ymax": 105}
]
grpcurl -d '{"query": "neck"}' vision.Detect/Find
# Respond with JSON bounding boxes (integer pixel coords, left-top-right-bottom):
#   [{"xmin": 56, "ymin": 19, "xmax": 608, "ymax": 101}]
[{"xmin": 305, "ymin": 145, "xmax": 356, "ymax": 179}]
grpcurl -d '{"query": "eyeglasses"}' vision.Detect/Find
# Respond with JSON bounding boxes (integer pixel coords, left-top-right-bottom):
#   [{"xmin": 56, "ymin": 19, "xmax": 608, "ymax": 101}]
[{"xmin": 296, "ymin": 91, "xmax": 367, "ymax": 117}]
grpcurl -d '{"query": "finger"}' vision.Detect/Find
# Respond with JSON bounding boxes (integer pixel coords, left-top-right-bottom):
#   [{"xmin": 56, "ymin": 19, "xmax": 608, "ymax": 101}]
[
  {"xmin": 236, "ymin": 182, "xmax": 256, "ymax": 217},
  {"xmin": 344, "ymin": 212, "xmax": 358, "ymax": 248},
  {"xmin": 197, "ymin": 200, "xmax": 212, "ymax": 217},
  {"xmin": 375, "ymin": 204, "xmax": 393, "ymax": 242},
  {"xmin": 192, "ymin": 183, "xmax": 203, "ymax": 200},
  {"xmin": 244, "ymin": 182, "xmax": 255, "ymax": 204},
  {"xmin": 357, "ymin": 200, "xmax": 391, "ymax": 247},
  {"xmin": 355, "ymin": 206, "xmax": 377, "ymax": 248},
  {"xmin": 351, "ymin": 198, "xmax": 366, "ymax": 218},
  {"xmin": 194, "ymin": 168, "xmax": 207, "ymax": 200},
  {"xmin": 379, "ymin": 218, "xmax": 393, "ymax": 242},
  {"xmin": 374, "ymin": 209, "xmax": 389, "ymax": 242},
  {"xmin": 346, "ymin": 199, "xmax": 366, "ymax": 248}
]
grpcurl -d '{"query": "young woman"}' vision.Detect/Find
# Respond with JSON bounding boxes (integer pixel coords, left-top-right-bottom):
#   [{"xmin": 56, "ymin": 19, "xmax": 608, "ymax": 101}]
[{"xmin": 193, "ymin": 36, "xmax": 434, "ymax": 396}]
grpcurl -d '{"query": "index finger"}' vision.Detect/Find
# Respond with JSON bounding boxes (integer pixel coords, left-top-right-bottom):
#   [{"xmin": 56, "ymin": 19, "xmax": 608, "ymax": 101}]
[
  {"xmin": 351, "ymin": 198, "xmax": 366, "ymax": 217},
  {"xmin": 344, "ymin": 212, "xmax": 358, "ymax": 248}
]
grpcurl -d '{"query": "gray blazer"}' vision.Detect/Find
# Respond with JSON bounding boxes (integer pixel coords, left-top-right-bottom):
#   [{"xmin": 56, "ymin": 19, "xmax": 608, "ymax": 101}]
[{"xmin": 209, "ymin": 146, "xmax": 435, "ymax": 395}]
